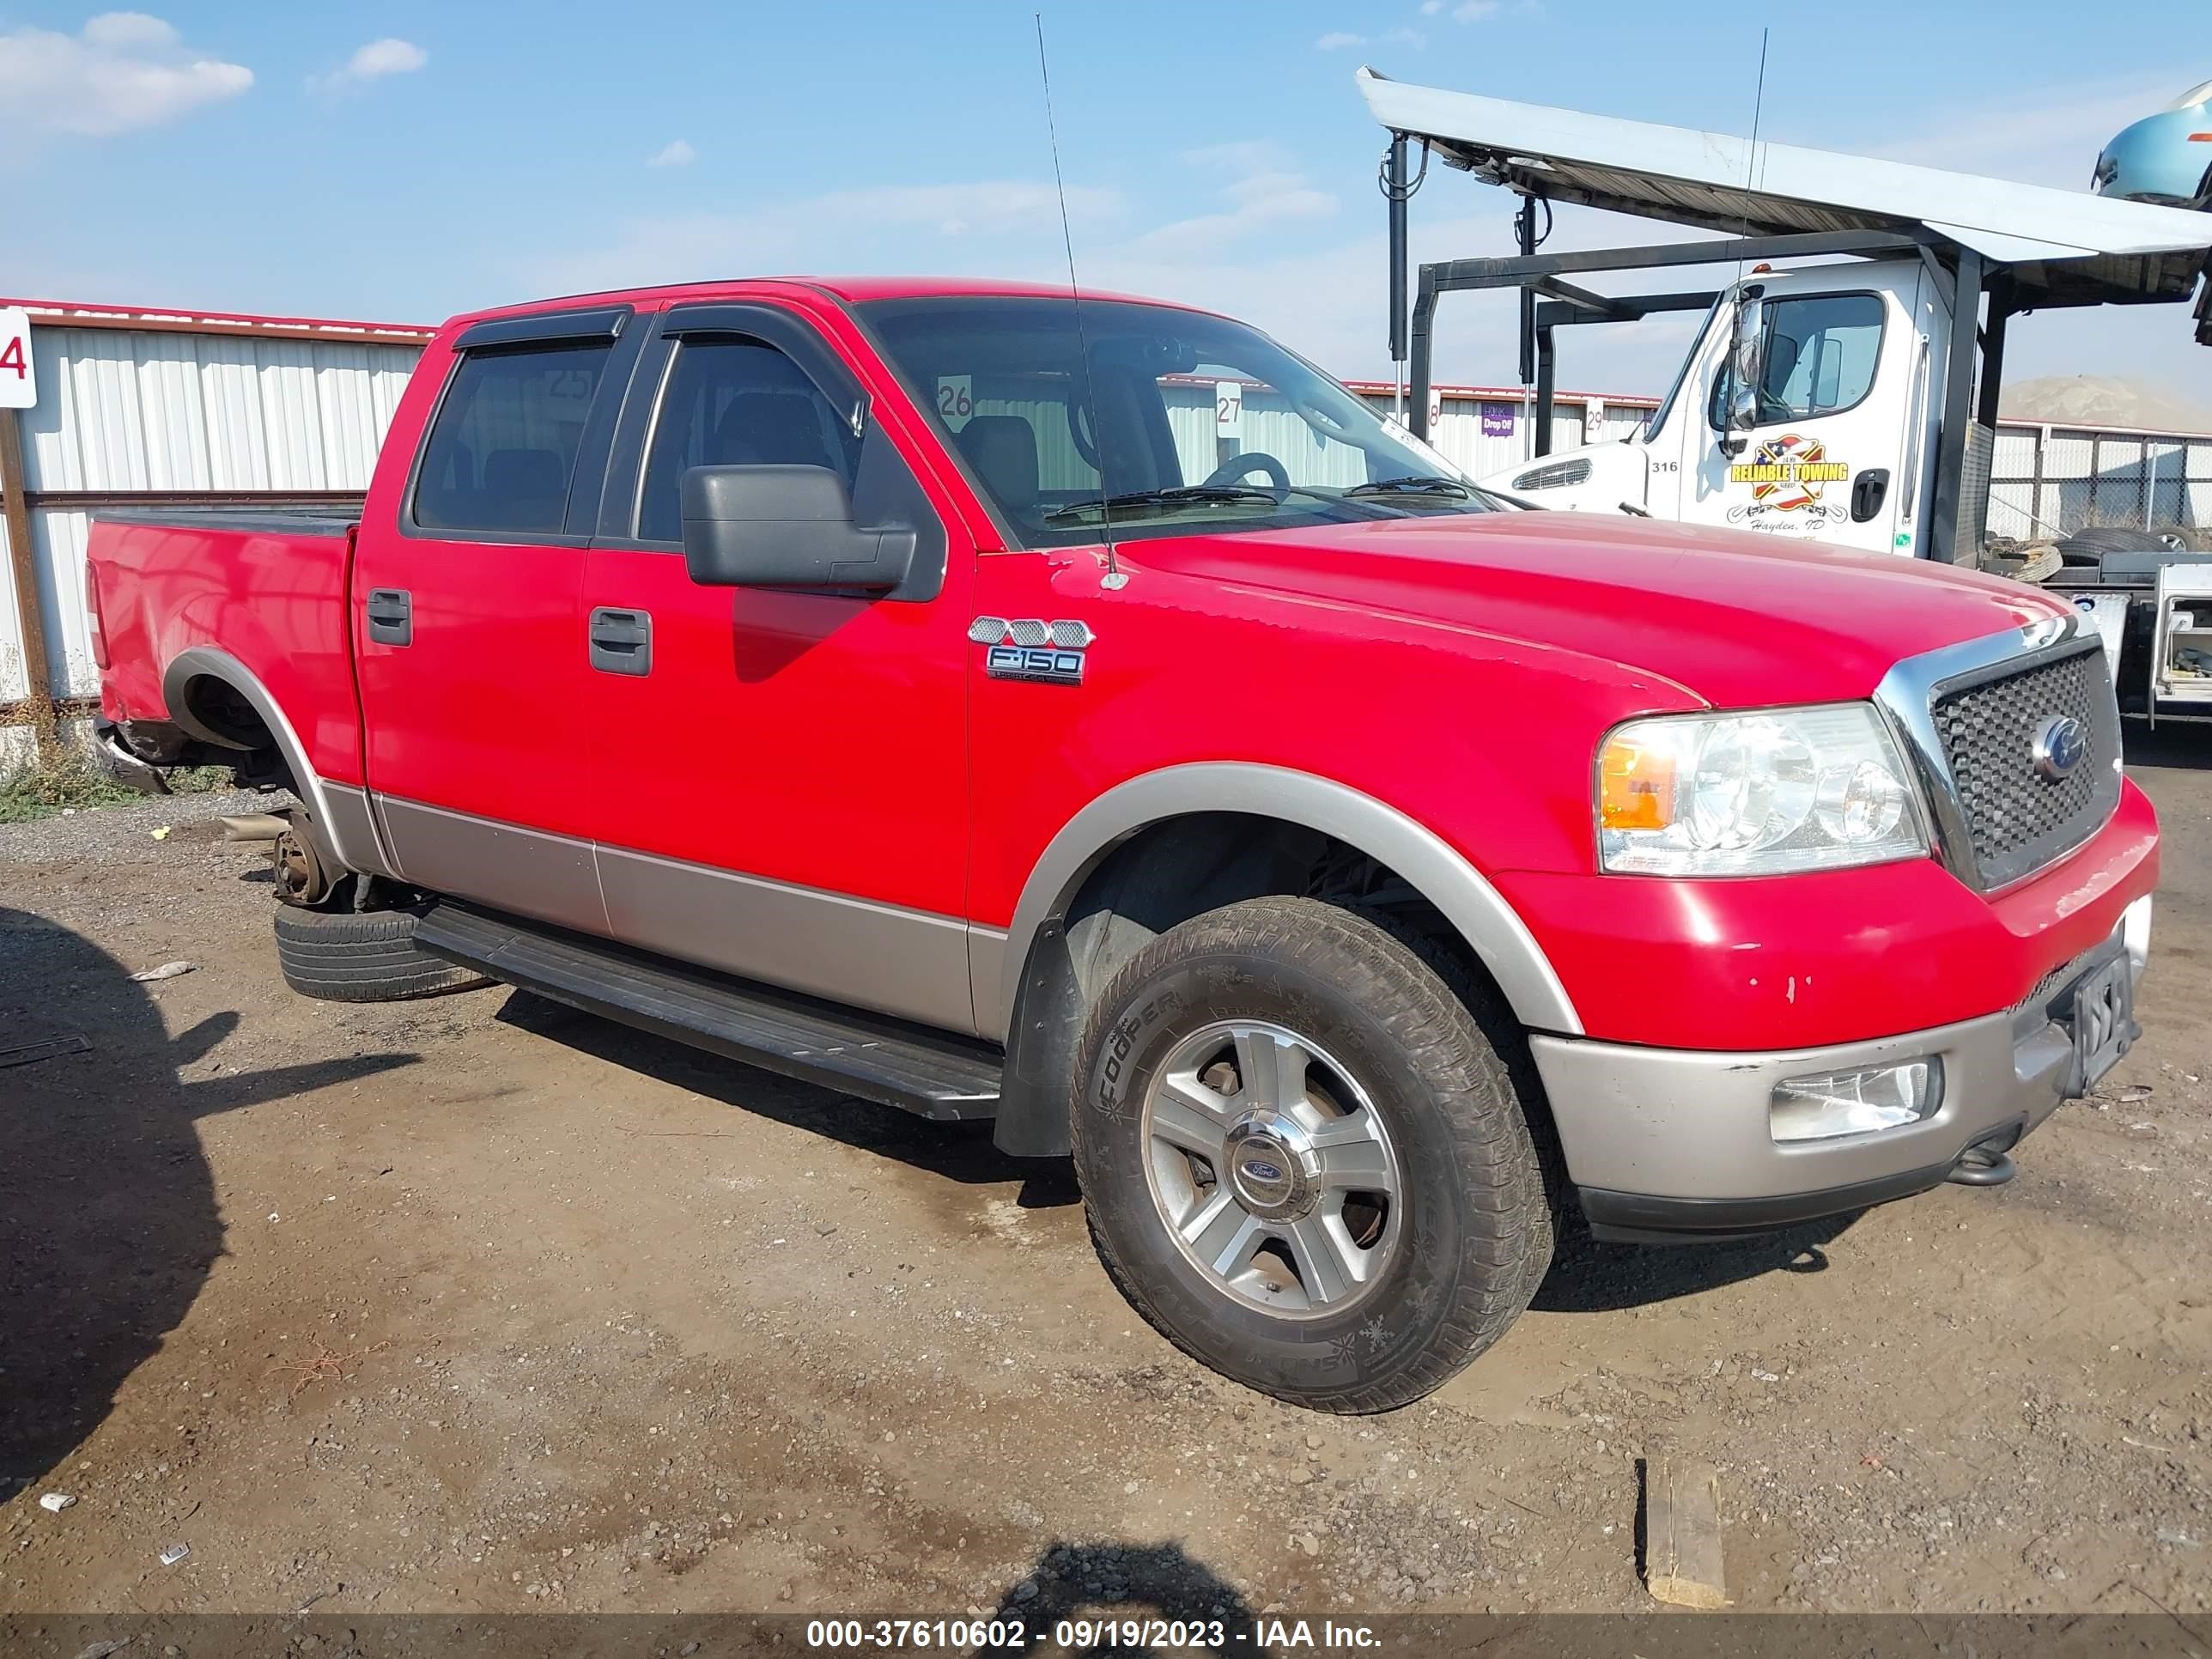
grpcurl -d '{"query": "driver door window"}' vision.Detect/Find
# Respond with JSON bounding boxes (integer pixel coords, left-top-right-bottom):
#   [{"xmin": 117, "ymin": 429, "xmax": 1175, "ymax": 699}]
[
  {"xmin": 635, "ymin": 337, "xmax": 860, "ymax": 543},
  {"xmin": 1708, "ymin": 293, "xmax": 1886, "ymax": 428}
]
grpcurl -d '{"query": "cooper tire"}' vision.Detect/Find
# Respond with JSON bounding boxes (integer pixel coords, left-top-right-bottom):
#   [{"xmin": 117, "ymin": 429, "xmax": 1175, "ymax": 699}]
[
  {"xmin": 274, "ymin": 904, "xmax": 487, "ymax": 1003},
  {"xmin": 1070, "ymin": 896, "xmax": 1555, "ymax": 1413}
]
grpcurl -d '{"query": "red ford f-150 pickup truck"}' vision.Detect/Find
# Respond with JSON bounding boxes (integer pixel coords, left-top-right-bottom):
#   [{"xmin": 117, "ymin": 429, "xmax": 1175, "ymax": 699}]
[{"xmin": 88, "ymin": 276, "xmax": 2159, "ymax": 1413}]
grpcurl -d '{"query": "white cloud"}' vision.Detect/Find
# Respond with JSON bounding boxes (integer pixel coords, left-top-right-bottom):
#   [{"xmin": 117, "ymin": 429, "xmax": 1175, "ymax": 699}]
[
  {"xmin": 1318, "ymin": 25, "xmax": 1420, "ymax": 50},
  {"xmin": 1847, "ymin": 76, "xmax": 2171, "ymax": 191},
  {"xmin": 648, "ymin": 139, "xmax": 696, "ymax": 167},
  {"xmin": 309, "ymin": 37, "xmax": 427, "ymax": 96},
  {"xmin": 532, "ymin": 179, "xmax": 1127, "ymax": 295},
  {"xmin": 1121, "ymin": 143, "xmax": 1336, "ymax": 254},
  {"xmin": 524, "ymin": 73, "xmax": 2194, "ymax": 406},
  {"xmin": 1452, "ymin": 2, "xmax": 1500, "ymax": 19},
  {"xmin": 0, "ymin": 11, "xmax": 251, "ymax": 137},
  {"xmin": 1421, "ymin": 0, "xmax": 1443, "ymax": 12}
]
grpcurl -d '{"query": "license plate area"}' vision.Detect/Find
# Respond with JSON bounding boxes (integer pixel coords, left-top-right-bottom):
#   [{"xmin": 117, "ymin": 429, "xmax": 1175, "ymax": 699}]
[{"xmin": 2063, "ymin": 955, "xmax": 2137, "ymax": 1097}]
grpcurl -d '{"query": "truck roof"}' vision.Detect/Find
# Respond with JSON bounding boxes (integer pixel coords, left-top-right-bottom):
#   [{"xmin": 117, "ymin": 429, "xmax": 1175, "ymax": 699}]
[
  {"xmin": 445, "ymin": 276, "xmax": 1213, "ymax": 332},
  {"xmin": 1356, "ymin": 68, "xmax": 2212, "ymax": 325}
]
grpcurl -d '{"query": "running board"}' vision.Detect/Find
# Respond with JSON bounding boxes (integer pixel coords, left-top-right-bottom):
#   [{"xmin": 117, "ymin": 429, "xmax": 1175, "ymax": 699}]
[{"xmin": 413, "ymin": 902, "xmax": 1003, "ymax": 1120}]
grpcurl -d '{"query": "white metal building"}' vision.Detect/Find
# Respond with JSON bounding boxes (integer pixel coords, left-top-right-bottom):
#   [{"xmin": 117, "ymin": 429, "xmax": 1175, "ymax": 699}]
[
  {"xmin": 0, "ymin": 299, "xmax": 430, "ymax": 708},
  {"xmin": 3, "ymin": 299, "xmax": 2206, "ymax": 723}
]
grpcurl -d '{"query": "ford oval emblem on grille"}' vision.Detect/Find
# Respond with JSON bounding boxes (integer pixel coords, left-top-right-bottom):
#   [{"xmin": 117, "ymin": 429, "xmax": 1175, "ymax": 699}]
[{"xmin": 2032, "ymin": 714, "xmax": 2087, "ymax": 782}]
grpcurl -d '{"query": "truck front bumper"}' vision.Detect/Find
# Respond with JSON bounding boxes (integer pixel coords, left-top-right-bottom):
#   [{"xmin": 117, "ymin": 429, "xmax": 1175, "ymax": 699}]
[{"xmin": 1532, "ymin": 895, "xmax": 2153, "ymax": 1243}]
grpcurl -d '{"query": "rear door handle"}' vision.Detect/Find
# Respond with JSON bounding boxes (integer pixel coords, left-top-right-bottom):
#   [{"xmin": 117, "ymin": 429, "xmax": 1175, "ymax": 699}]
[
  {"xmin": 365, "ymin": 588, "xmax": 411, "ymax": 647},
  {"xmin": 588, "ymin": 606, "xmax": 652, "ymax": 676}
]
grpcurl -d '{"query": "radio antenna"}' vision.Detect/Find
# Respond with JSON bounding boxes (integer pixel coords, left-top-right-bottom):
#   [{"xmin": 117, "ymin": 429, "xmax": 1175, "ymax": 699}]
[
  {"xmin": 1035, "ymin": 12, "xmax": 1122, "ymax": 585},
  {"xmin": 1720, "ymin": 27, "xmax": 1771, "ymax": 447}
]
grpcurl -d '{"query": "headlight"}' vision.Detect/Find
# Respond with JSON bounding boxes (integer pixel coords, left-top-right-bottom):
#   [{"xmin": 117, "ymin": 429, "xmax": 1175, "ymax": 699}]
[{"xmin": 1597, "ymin": 704, "xmax": 1928, "ymax": 876}]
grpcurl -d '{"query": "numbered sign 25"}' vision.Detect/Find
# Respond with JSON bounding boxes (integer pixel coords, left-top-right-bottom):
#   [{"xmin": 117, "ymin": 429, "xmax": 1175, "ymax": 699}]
[
  {"xmin": 936, "ymin": 374, "xmax": 974, "ymax": 434},
  {"xmin": 0, "ymin": 308, "xmax": 35, "ymax": 412}
]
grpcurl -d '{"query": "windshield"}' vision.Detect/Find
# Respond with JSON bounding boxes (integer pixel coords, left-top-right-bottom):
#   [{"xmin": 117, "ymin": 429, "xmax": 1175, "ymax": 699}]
[
  {"xmin": 1641, "ymin": 293, "xmax": 1723, "ymax": 441},
  {"xmin": 858, "ymin": 295, "xmax": 1508, "ymax": 546}
]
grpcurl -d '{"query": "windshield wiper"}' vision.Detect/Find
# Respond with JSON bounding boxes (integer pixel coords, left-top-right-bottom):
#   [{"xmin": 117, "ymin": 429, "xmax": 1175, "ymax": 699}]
[
  {"xmin": 1044, "ymin": 485, "xmax": 1281, "ymax": 523},
  {"xmin": 1343, "ymin": 474, "xmax": 1472, "ymax": 499}
]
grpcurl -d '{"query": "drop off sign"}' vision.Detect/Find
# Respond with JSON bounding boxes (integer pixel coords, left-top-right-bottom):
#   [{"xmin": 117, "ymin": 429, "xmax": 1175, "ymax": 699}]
[{"xmin": 0, "ymin": 309, "xmax": 34, "ymax": 410}]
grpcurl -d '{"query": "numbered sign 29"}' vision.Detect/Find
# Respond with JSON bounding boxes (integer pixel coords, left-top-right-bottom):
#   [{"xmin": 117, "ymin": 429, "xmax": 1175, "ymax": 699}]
[
  {"xmin": 936, "ymin": 374, "xmax": 974, "ymax": 434},
  {"xmin": 1213, "ymin": 380, "xmax": 1243, "ymax": 438},
  {"xmin": 0, "ymin": 309, "xmax": 33, "ymax": 411}
]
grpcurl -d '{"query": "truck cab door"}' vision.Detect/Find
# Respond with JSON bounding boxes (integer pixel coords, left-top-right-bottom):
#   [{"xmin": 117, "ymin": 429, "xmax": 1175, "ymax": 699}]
[
  {"xmin": 1679, "ymin": 268, "xmax": 1925, "ymax": 556},
  {"xmin": 351, "ymin": 310, "xmax": 641, "ymax": 932},
  {"xmin": 577, "ymin": 302, "xmax": 976, "ymax": 1034}
]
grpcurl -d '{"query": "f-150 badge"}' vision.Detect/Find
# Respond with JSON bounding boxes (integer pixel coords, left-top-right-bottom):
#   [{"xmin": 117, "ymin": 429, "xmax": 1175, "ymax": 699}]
[{"xmin": 969, "ymin": 617, "xmax": 1092, "ymax": 685}]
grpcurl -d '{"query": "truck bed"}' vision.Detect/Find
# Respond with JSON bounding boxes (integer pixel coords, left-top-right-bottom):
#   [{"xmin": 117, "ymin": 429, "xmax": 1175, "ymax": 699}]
[{"xmin": 88, "ymin": 506, "xmax": 367, "ymax": 788}]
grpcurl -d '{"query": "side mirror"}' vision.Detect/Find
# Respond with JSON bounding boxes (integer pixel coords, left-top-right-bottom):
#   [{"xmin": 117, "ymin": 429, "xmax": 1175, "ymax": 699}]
[
  {"xmin": 1725, "ymin": 295, "xmax": 1767, "ymax": 432},
  {"xmin": 680, "ymin": 465, "xmax": 916, "ymax": 592}
]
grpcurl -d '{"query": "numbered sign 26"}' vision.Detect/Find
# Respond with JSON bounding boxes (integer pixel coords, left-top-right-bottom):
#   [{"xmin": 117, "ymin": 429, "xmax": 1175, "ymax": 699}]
[
  {"xmin": 0, "ymin": 308, "xmax": 33, "ymax": 411},
  {"xmin": 936, "ymin": 374, "xmax": 974, "ymax": 434}
]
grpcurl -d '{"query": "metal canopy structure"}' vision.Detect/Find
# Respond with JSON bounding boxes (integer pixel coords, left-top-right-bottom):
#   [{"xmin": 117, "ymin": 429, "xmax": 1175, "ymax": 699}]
[
  {"xmin": 1357, "ymin": 68, "xmax": 2212, "ymax": 316},
  {"xmin": 1358, "ymin": 68, "xmax": 2212, "ymax": 564}
]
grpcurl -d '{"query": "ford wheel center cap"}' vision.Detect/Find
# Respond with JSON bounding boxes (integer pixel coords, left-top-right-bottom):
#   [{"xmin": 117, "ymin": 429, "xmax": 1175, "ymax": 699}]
[{"xmin": 1224, "ymin": 1113, "xmax": 1321, "ymax": 1221}]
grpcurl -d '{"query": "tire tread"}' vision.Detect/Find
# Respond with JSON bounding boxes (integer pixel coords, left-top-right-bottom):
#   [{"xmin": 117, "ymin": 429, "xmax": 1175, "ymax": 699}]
[{"xmin": 273, "ymin": 904, "xmax": 486, "ymax": 1003}]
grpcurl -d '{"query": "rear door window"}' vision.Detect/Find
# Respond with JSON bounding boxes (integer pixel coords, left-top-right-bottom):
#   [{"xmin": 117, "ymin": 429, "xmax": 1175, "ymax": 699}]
[{"xmin": 413, "ymin": 341, "xmax": 613, "ymax": 535}]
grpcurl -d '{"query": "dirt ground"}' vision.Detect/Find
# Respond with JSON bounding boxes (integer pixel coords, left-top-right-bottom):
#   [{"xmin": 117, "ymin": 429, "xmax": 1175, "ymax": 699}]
[{"xmin": 3, "ymin": 738, "xmax": 2209, "ymax": 1627}]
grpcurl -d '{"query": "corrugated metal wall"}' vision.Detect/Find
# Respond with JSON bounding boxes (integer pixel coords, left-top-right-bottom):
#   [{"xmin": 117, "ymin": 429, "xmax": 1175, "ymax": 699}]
[
  {"xmin": 0, "ymin": 325, "xmax": 421, "ymax": 702},
  {"xmin": 1986, "ymin": 425, "xmax": 2212, "ymax": 541},
  {"xmin": 1352, "ymin": 388, "xmax": 1616, "ymax": 478}
]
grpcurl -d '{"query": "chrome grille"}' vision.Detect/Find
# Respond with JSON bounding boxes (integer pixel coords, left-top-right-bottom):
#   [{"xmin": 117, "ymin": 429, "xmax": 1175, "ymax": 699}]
[{"xmin": 1927, "ymin": 641, "xmax": 2120, "ymax": 890}]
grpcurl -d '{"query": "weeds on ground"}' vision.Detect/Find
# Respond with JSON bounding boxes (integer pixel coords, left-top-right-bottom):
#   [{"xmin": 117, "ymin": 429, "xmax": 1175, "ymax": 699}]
[{"xmin": 0, "ymin": 754, "xmax": 234, "ymax": 823}]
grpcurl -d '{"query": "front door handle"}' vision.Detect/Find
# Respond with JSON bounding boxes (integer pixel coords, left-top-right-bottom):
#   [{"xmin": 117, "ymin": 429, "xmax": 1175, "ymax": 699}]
[
  {"xmin": 588, "ymin": 607, "xmax": 652, "ymax": 676},
  {"xmin": 365, "ymin": 588, "xmax": 411, "ymax": 647},
  {"xmin": 1851, "ymin": 468, "xmax": 1892, "ymax": 524}
]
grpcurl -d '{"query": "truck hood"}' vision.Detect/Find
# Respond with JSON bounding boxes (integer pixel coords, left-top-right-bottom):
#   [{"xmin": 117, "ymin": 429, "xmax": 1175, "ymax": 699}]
[{"xmin": 1140, "ymin": 510, "xmax": 2068, "ymax": 708}]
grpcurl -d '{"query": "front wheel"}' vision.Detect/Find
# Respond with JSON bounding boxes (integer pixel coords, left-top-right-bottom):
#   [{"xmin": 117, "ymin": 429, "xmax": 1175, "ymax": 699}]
[{"xmin": 1071, "ymin": 896, "xmax": 1555, "ymax": 1413}]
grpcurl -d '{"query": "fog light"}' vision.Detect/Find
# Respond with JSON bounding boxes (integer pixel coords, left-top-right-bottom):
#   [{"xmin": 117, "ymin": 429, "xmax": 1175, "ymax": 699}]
[{"xmin": 1770, "ymin": 1059, "xmax": 1941, "ymax": 1143}]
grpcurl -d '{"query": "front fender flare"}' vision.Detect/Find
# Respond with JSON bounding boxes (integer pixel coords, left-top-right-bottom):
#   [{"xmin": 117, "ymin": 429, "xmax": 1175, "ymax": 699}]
[
  {"xmin": 978, "ymin": 763, "xmax": 1582, "ymax": 1157},
  {"xmin": 986, "ymin": 763, "xmax": 1580, "ymax": 1040}
]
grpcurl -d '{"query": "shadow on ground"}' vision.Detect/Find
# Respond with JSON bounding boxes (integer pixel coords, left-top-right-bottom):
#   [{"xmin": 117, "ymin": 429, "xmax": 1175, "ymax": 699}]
[
  {"xmin": 972, "ymin": 1539, "xmax": 1263, "ymax": 1655},
  {"xmin": 494, "ymin": 989, "xmax": 1081, "ymax": 1208},
  {"xmin": 494, "ymin": 988, "xmax": 1862, "ymax": 1306},
  {"xmin": 0, "ymin": 906, "xmax": 417, "ymax": 1496},
  {"xmin": 1534, "ymin": 1215, "xmax": 1854, "ymax": 1314}
]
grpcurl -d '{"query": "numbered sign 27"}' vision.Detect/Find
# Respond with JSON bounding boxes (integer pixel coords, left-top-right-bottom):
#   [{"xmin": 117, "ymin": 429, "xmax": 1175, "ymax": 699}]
[
  {"xmin": 1213, "ymin": 380, "xmax": 1243, "ymax": 438},
  {"xmin": 0, "ymin": 308, "xmax": 33, "ymax": 411}
]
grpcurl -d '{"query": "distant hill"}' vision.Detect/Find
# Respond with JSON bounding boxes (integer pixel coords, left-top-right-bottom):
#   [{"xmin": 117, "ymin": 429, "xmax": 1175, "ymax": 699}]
[{"xmin": 1999, "ymin": 374, "xmax": 2212, "ymax": 434}]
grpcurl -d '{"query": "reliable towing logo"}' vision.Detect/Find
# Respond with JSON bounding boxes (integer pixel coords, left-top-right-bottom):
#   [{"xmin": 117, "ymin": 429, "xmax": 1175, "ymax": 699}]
[{"xmin": 1727, "ymin": 432, "xmax": 1851, "ymax": 525}]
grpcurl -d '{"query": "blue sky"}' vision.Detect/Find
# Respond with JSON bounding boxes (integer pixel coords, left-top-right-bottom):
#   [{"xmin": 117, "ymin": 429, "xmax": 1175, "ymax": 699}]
[{"xmin": 4, "ymin": 2, "xmax": 2208, "ymax": 400}]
